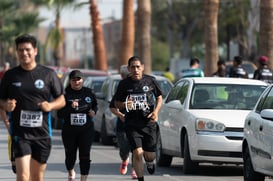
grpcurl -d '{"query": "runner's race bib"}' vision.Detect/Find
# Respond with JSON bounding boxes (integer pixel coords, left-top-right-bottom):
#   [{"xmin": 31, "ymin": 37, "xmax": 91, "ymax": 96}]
[
  {"xmin": 20, "ymin": 110, "xmax": 43, "ymax": 127},
  {"xmin": 70, "ymin": 113, "xmax": 87, "ymax": 126}
]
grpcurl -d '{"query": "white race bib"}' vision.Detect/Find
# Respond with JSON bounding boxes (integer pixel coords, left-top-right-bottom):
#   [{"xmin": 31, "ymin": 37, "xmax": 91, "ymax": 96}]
[
  {"xmin": 70, "ymin": 113, "xmax": 87, "ymax": 126},
  {"xmin": 20, "ymin": 110, "xmax": 43, "ymax": 127}
]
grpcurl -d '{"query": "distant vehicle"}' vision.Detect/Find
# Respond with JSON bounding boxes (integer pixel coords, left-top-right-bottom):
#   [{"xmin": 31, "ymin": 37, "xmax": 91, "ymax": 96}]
[
  {"xmin": 95, "ymin": 74, "xmax": 173, "ymax": 145},
  {"xmin": 83, "ymin": 76, "xmax": 107, "ymax": 96},
  {"xmin": 52, "ymin": 68, "xmax": 110, "ymax": 129},
  {"xmin": 242, "ymin": 84, "xmax": 273, "ymax": 181},
  {"xmin": 62, "ymin": 68, "xmax": 110, "ymax": 88},
  {"xmin": 156, "ymin": 77, "xmax": 267, "ymax": 174},
  {"xmin": 226, "ymin": 61, "xmax": 257, "ymax": 79},
  {"xmin": 152, "ymin": 70, "xmax": 164, "ymax": 76}
]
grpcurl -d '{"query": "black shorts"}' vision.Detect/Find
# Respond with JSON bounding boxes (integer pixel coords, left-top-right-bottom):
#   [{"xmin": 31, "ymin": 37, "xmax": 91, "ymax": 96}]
[
  {"xmin": 125, "ymin": 122, "xmax": 158, "ymax": 152},
  {"xmin": 13, "ymin": 137, "xmax": 51, "ymax": 164}
]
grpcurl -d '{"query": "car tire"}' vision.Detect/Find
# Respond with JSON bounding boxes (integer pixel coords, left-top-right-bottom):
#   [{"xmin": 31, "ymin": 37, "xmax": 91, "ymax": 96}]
[
  {"xmin": 100, "ymin": 117, "xmax": 114, "ymax": 145},
  {"xmin": 183, "ymin": 133, "xmax": 198, "ymax": 174},
  {"xmin": 156, "ymin": 134, "xmax": 173, "ymax": 167},
  {"xmin": 243, "ymin": 146, "xmax": 265, "ymax": 181}
]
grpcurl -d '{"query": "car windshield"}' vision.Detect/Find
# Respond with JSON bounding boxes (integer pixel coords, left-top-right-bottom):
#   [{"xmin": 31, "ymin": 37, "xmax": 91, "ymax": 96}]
[
  {"xmin": 83, "ymin": 77, "xmax": 105, "ymax": 93},
  {"xmin": 190, "ymin": 84, "xmax": 266, "ymax": 110},
  {"xmin": 156, "ymin": 79, "xmax": 173, "ymax": 98},
  {"xmin": 242, "ymin": 64, "xmax": 255, "ymax": 74},
  {"xmin": 90, "ymin": 80, "xmax": 104, "ymax": 93}
]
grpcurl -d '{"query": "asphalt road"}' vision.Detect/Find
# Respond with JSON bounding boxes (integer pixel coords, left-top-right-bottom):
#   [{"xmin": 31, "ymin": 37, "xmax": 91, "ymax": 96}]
[{"xmin": 0, "ymin": 123, "xmax": 272, "ymax": 181}]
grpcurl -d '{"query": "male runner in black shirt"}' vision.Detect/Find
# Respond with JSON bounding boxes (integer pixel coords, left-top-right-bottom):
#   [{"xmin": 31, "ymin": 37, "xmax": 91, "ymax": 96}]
[
  {"xmin": 0, "ymin": 34, "xmax": 65, "ymax": 181},
  {"xmin": 115, "ymin": 56, "xmax": 163, "ymax": 181}
]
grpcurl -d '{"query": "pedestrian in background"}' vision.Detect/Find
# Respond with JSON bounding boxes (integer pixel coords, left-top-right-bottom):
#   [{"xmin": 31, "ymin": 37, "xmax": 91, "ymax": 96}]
[
  {"xmin": 109, "ymin": 65, "xmax": 137, "ymax": 179},
  {"xmin": 0, "ymin": 108, "xmax": 16, "ymax": 174},
  {"xmin": 58, "ymin": 70, "xmax": 98, "ymax": 181},
  {"xmin": 212, "ymin": 60, "xmax": 226, "ymax": 77},
  {"xmin": 228, "ymin": 56, "xmax": 248, "ymax": 78},
  {"xmin": 253, "ymin": 55, "xmax": 273, "ymax": 83},
  {"xmin": 180, "ymin": 57, "xmax": 204, "ymax": 78},
  {"xmin": 0, "ymin": 61, "xmax": 13, "ymax": 172},
  {"xmin": 162, "ymin": 67, "xmax": 175, "ymax": 82},
  {"xmin": 115, "ymin": 56, "xmax": 163, "ymax": 181},
  {"xmin": 0, "ymin": 61, "xmax": 10, "ymax": 81},
  {"xmin": 0, "ymin": 34, "xmax": 65, "ymax": 181}
]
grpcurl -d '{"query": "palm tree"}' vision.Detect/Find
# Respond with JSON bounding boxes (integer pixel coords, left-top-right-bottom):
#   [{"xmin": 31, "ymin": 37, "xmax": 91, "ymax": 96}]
[
  {"xmin": 89, "ymin": 0, "xmax": 108, "ymax": 71},
  {"xmin": 204, "ymin": 0, "xmax": 219, "ymax": 76},
  {"xmin": 45, "ymin": 0, "xmax": 76, "ymax": 67},
  {"xmin": 119, "ymin": 0, "xmax": 135, "ymax": 68},
  {"xmin": 136, "ymin": 0, "xmax": 152, "ymax": 74},
  {"xmin": 260, "ymin": 0, "xmax": 273, "ymax": 69}
]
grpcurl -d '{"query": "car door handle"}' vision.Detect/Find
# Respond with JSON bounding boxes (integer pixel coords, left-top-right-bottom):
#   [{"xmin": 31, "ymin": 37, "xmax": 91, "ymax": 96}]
[{"xmin": 259, "ymin": 125, "xmax": 263, "ymax": 131}]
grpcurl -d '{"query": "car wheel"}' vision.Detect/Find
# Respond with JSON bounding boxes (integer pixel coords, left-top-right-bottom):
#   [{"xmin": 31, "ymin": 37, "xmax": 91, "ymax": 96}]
[
  {"xmin": 100, "ymin": 117, "xmax": 114, "ymax": 145},
  {"xmin": 183, "ymin": 133, "xmax": 198, "ymax": 174},
  {"xmin": 243, "ymin": 146, "xmax": 265, "ymax": 181},
  {"xmin": 156, "ymin": 134, "xmax": 173, "ymax": 167}
]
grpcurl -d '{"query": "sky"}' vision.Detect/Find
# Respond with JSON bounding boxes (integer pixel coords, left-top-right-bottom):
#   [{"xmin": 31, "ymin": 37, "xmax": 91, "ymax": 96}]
[{"xmin": 39, "ymin": 0, "xmax": 124, "ymax": 28}]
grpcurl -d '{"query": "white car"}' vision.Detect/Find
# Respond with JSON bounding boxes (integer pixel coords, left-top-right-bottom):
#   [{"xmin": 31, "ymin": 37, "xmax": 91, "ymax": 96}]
[
  {"xmin": 95, "ymin": 74, "xmax": 173, "ymax": 145},
  {"xmin": 243, "ymin": 84, "xmax": 273, "ymax": 181},
  {"xmin": 157, "ymin": 77, "xmax": 267, "ymax": 174}
]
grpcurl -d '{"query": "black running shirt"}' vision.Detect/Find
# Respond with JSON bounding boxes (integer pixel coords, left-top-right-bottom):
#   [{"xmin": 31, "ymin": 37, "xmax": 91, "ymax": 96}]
[
  {"xmin": 115, "ymin": 74, "xmax": 162, "ymax": 127},
  {"xmin": 0, "ymin": 64, "xmax": 64, "ymax": 140}
]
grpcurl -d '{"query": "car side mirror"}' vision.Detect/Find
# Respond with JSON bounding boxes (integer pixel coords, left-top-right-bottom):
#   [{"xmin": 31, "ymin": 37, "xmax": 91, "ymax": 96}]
[{"xmin": 261, "ymin": 109, "xmax": 273, "ymax": 121}]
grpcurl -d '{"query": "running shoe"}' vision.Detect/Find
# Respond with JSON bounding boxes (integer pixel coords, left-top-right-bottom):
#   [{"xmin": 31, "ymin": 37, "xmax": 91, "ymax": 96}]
[
  {"xmin": 119, "ymin": 159, "xmax": 129, "ymax": 175},
  {"xmin": 68, "ymin": 177, "xmax": 75, "ymax": 181},
  {"xmin": 131, "ymin": 169, "xmax": 137, "ymax": 179},
  {"xmin": 68, "ymin": 172, "xmax": 75, "ymax": 181},
  {"xmin": 146, "ymin": 161, "xmax": 155, "ymax": 174}
]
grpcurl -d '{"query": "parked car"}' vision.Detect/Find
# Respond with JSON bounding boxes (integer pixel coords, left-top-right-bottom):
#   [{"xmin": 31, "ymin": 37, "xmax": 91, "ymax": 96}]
[
  {"xmin": 95, "ymin": 74, "xmax": 173, "ymax": 145},
  {"xmin": 62, "ymin": 68, "xmax": 110, "ymax": 88},
  {"xmin": 83, "ymin": 76, "xmax": 107, "ymax": 96},
  {"xmin": 156, "ymin": 77, "xmax": 267, "ymax": 174},
  {"xmin": 51, "ymin": 68, "xmax": 110, "ymax": 129},
  {"xmin": 242, "ymin": 84, "xmax": 273, "ymax": 181}
]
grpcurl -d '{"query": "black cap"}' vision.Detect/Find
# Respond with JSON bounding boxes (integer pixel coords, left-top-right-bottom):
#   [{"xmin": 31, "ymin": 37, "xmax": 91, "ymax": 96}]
[{"xmin": 69, "ymin": 70, "xmax": 83, "ymax": 79}]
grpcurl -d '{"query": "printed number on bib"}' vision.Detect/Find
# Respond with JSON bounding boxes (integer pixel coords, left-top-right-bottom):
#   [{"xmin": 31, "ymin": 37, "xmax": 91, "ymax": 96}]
[
  {"xmin": 20, "ymin": 110, "xmax": 43, "ymax": 127},
  {"xmin": 70, "ymin": 113, "xmax": 87, "ymax": 126}
]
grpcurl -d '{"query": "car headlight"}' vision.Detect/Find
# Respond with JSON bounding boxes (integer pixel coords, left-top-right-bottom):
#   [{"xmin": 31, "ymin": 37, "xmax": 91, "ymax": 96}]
[{"xmin": 196, "ymin": 118, "xmax": 225, "ymax": 132}]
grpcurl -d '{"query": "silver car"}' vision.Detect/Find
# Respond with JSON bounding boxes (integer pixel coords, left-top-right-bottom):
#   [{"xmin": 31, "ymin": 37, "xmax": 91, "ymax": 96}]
[
  {"xmin": 83, "ymin": 76, "xmax": 107, "ymax": 96},
  {"xmin": 243, "ymin": 84, "xmax": 273, "ymax": 181}
]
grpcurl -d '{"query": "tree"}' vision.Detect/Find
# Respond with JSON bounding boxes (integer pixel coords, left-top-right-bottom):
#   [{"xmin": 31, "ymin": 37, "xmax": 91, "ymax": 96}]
[
  {"xmin": 0, "ymin": 0, "xmax": 45, "ymax": 66},
  {"xmin": 119, "ymin": 0, "xmax": 135, "ymax": 68},
  {"xmin": 260, "ymin": 0, "xmax": 273, "ymax": 70},
  {"xmin": 136, "ymin": 0, "xmax": 152, "ymax": 74},
  {"xmin": 204, "ymin": 0, "xmax": 219, "ymax": 76},
  {"xmin": 45, "ymin": 0, "xmax": 76, "ymax": 67},
  {"xmin": 89, "ymin": 0, "xmax": 107, "ymax": 71}
]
